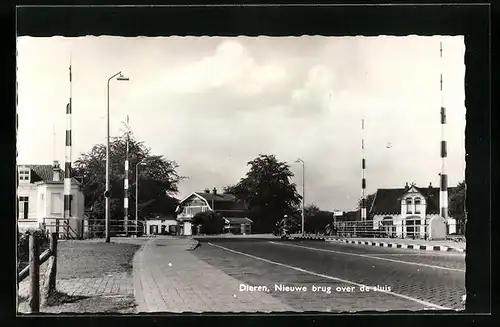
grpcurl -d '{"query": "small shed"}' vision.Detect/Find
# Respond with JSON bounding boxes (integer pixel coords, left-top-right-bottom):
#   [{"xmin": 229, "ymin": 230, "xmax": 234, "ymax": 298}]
[
  {"xmin": 145, "ymin": 216, "xmax": 178, "ymax": 235},
  {"xmin": 223, "ymin": 217, "xmax": 253, "ymax": 235}
]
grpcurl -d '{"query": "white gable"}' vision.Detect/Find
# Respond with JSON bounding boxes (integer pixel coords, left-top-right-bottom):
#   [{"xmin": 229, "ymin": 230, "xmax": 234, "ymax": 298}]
[{"xmin": 403, "ymin": 186, "xmax": 423, "ymax": 198}]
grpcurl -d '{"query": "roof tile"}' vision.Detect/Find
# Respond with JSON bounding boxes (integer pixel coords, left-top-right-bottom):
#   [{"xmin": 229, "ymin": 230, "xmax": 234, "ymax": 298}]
[
  {"xmin": 370, "ymin": 186, "xmax": 457, "ymax": 215},
  {"xmin": 18, "ymin": 164, "xmax": 80, "ymax": 185}
]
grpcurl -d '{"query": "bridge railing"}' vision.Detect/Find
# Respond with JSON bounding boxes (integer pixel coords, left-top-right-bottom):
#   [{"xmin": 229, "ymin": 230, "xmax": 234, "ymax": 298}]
[
  {"xmin": 332, "ymin": 220, "xmax": 430, "ymax": 239},
  {"xmin": 82, "ymin": 218, "xmax": 144, "ymax": 238}
]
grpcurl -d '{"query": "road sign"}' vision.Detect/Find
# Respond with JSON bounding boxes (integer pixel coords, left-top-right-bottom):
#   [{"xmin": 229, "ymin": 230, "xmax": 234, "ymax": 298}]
[{"xmin": 104, "ymin": 190, "xmax": 111, "ymax": 198}]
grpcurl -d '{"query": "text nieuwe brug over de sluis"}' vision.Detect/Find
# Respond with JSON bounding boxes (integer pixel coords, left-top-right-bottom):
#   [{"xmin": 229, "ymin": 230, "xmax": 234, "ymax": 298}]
[{"xmin": 239, "ymin": 284, "xmax": 391, "ymax": 294}]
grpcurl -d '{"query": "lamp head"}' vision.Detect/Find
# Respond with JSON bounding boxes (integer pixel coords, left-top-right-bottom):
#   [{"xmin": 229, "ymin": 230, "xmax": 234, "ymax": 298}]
[{"xmin": 117, "ymin": 74, "xmax": 130, "ymax": 81}]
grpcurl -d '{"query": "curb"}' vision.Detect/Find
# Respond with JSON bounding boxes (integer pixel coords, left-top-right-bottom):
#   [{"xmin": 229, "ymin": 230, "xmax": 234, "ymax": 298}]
[
  {"xmin": 324, "ymin": 238, "xmax": 466, "ymax": 253},
  {"xmin": 132, "ymin": 238, "xmax": 155, "ymax": 313},
  {"xmin": 186, "ymin": 239, "xmax": 200, "ymax": 251},
  {"xmin": 291, "ymin": 235, "xmax": 326, "ymax": 241}
]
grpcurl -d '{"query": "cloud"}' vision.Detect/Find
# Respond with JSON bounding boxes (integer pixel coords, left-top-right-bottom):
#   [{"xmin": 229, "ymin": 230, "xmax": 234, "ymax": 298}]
[{"xmin": 159, "ymin": 40, "xmax": 287, "ymax": 95}]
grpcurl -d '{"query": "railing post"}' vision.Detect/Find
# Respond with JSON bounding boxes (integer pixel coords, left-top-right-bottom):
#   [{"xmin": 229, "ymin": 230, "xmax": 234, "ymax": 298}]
[
  {"xmin": 29, "ymin": 234, "xmax": 40, "ymax": 313},
  {"xmin": 55, "ymin": 219, "xmax": 60, "ymax": 236},
  {"xmin": 48, "ymin": 233, "xmax": 58, "ymax": 292}
]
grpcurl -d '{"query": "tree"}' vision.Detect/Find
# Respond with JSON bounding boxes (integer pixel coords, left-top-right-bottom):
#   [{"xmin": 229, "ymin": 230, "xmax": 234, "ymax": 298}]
[
  {"xmin": 304, "ymin": 204, "xmax": 334, "ymax": 234},
  {"xmin": 357, "ymin": 192, "xmax": 376, "ymax": 217},
  {"xmin": 304, "ymin": 203, "xmax": 320, "ymax": 218},
  {"xmin": 449, "ymin": 180, "xmax": 466, "ymax": 232},
  {"xmin": 73, "ymin": 133, "xmax": 184, "ymax": 227},
  {"xmin": 192, "ymin": 211, "xmax": 225, "ymax": 235},
  {"xmin": 226, "ymin": 154, "xmax": 302, "ymax": 233}
]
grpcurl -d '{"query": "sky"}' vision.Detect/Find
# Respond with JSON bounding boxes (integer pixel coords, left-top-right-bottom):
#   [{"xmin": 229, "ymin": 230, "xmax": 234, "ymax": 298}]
[{"xmin": 16, "ymin": 36, "xmax": 466, "ymax": 211}]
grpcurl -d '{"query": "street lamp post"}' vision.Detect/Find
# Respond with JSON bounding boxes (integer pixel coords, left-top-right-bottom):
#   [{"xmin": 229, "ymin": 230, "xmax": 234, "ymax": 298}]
[
  {"xmin": 105, "ymin": 72, "xmax": 129, "ymax": 243},
  {"xmin": 135, "ymin": 159, "xmax": 147, "ymax": 236},
  {"xmin": 295, "ymin": 158, "xmax": 305, "ymax": 236}
]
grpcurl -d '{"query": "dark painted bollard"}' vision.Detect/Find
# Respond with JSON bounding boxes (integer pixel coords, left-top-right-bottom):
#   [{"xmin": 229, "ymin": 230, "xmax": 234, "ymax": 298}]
[
  {"xmin": 29, "ymin": 234, "xmax": 40, "ymax": 313},
  {"xmin": 48, "ymin": 233, "xmax": 58, "ymax": 292}
]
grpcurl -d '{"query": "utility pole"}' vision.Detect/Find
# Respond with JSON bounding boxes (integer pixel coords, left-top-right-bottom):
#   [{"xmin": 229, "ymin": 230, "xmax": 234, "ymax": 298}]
[{"xmin": 124, "ymin": 115, "xmax": 130, "ymax": 236}]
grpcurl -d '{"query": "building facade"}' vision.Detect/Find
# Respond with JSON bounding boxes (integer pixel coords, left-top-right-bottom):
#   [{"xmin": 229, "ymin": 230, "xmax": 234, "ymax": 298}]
[
  {"xmin": 370, "ymin": 183, "xmax": 457, "ymax": 239},
  {"xmin": 145, "ymin": 214, "xmax": 178, "ymax": 235},
  {"xmin": 176, "ymin": 188, "xmax": 249, "ymax": 236},
  {"xmin": 17, "ymin": 161, "xmax": 85, "ymax": 237}
]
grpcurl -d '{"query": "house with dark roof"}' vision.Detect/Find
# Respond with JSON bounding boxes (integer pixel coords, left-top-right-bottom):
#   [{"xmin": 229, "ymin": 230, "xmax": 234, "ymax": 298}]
[
  {"xmin": 369, "ymin": 182, "xmax": 457, "ymax": 238},
  {"xmin": 17, "ymin": 161, "xmax": 85, "ymax": 236},
  {"xmin": 176, "ymin": 187, "xmax": 251, "ymax": 235}
]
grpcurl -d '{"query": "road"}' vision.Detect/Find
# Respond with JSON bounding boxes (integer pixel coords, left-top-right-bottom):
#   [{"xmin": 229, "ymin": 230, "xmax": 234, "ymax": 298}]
[{"xmin": 192, "ymin": 238, "xmax": 465, "ymax": 312}]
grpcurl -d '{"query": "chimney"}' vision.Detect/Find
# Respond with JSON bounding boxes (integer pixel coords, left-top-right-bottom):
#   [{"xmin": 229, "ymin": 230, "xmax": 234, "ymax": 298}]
[
  {"xmin": 212, "ymin": 187, "xmax": 217, "ymax": 195},
  {"xmin": 204, "ymin": 188, "xmax": 210, "ymax": 193},
  {"xmin": 429, "ymin": 182, "xmax": 433, "ymax": 188},
  {"xmin": 404, "ymin": 182, "xmax": 409, "ymax": 189},
  {"xmin": 53, "ymin": 160, "xmax": 61, "ymax": 182}
]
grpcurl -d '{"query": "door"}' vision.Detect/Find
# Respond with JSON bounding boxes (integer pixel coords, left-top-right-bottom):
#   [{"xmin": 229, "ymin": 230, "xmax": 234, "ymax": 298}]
[
  {"xmin": 184, "ymin": 222, "xmax": 192, "ymax": 236},
  {"xmin": 23, "ymin": 202, "xmax": 29, "ymax": 219},
  {"xmin": 405, "ymin": 217, "xmax": 421, "ymax": 239}
]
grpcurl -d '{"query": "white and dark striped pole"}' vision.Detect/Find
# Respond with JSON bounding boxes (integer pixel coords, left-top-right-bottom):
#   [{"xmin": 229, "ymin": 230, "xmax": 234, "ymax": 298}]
[
  {"xmin": 361, "ymin": 118, "xmax": 367, "ymax": 221},
  {"xmin": 439, "ymin": 41, "xmax": 448, "ymax": 222},
  {"xmin": 124, "ymin": 115, "xmax": 130, "ymax": 236},
  {"xmin": 63, "ymin": 62, "xmax": 73, "ymax": 234}
]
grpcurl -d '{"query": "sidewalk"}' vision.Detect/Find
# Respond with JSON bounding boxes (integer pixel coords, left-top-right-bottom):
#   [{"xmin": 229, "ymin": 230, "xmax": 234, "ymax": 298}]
[
  {"xmin": 324, "ymin": 237, "xmax": 466, "ymax": 253},
  {"xmin": 133, "ymin": 236, "xmax": 295, "ymax": 313}
]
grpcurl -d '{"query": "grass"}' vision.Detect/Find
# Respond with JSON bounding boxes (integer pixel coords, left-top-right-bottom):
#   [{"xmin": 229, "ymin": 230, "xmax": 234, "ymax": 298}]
[
  {"xmin": 55, "ymin": 241, "xmax": 139, "ymax": 279},
  {"xmin": 18, "ymin": 240, "xmax": 141, "ymax": 314}
]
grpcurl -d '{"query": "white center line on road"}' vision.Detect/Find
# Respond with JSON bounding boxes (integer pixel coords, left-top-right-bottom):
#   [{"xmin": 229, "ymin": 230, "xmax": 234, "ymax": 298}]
[
  {"xmin": 208, "ymin": 242, "xmax": 451, "ymax": 311},
  {"xmin": 269, "ymin": 241, "xmax": 466, "ymax": 273}
]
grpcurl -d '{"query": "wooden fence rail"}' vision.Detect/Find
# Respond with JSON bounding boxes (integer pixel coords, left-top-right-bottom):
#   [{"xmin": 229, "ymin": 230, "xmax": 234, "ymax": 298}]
[{"xmin": 17, "ymin": 232, "xmax": 58, "ymax": 313}]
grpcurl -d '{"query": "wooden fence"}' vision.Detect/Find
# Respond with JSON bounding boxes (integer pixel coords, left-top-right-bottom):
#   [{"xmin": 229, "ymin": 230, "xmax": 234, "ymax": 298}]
[
  {"xmin": 17, "ymin": 232, "xmax": 58, "ymax": 313},
  {"xmin": 42, "ymin": 218, "xmax": 80, "ymax": 240}
]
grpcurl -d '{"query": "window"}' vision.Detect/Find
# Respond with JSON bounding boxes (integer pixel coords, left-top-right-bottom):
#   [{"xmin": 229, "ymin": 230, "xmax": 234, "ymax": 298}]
[
  {"xmin": 51, "ymin": 193, "xmax": 62, "ymax": 215},
  {"xmin": 415, "ymin": 198, "xmax": 421, "ymax": 214},
  {"xmin": 406, "ymin": 198, "xmax": 413, "ymax": 214},
  {"xmin": 18, "ymin": 196, "xmax": 29, "ymax": 219},
  {"xmin": 18, "ymin": 168, "xmax": 30, "ymax": 182}
]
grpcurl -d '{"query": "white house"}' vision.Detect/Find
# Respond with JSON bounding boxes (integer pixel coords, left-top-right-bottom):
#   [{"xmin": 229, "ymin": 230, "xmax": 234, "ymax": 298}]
[
  {"xmin": 370, "ymin": 182, "xmax": 457, "ymax": 239},
  {"xmin": 17, "ymin": 161, "xmax": 85, "ymax": 238},
  {"xmin": 176, "ymin": 188, "xmax": 249, "ymax": 236}
]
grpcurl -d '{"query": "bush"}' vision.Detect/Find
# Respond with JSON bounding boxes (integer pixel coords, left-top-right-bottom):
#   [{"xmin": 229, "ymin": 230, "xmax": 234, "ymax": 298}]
[
  {"xmin": 192, "ymin": 212, "xmax": 225, "ymax": 235},
  {"xmin": 17, "ymin": 228, "xmax": 49, "ymax": 272}
]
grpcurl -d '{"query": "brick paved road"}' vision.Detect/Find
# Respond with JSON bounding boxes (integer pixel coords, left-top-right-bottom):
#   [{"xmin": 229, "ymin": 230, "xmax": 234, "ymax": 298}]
[
  {"xmin": 133, "ymin": 236, "xmax": 294, "ymax": 313},
  {"xmin": 193, "ymin": 239, "xmax": 465, "ymax": 311}
]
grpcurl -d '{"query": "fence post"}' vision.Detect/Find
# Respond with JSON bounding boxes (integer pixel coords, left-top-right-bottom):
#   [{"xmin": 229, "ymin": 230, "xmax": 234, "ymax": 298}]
[
  {"xmin": 29, "ymin": 234, "xmax": 40, "ymax": 313},
  {"xmin": 48, "ymin": 233, "xmax": 58, "ymax": 292},
  {"xmin": 56, "ymin": 219, "xmax": 60, "ymax": 236}
]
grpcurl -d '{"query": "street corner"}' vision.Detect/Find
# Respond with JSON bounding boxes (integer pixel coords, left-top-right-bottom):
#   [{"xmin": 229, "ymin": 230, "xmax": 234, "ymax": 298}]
[{"xmin": 186, "ymin": 240, "xmax": 201, "ymax": 251}]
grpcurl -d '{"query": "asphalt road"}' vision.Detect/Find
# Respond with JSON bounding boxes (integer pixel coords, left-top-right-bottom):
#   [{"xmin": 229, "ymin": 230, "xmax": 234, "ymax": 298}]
[{"xmin": 192, "ymin": 239, "xmax": 465, "ymax": 312}]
